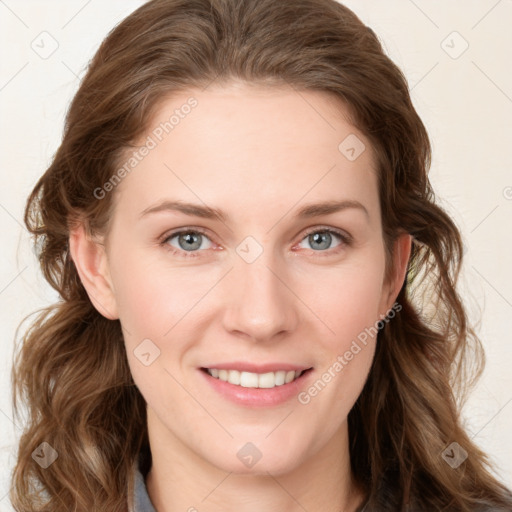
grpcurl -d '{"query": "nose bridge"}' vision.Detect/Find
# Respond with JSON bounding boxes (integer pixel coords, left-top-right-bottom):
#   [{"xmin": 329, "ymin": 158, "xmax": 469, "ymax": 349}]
[{"xmin": 221, "ymin": 238, "xmax": 298, "ymax": 341}]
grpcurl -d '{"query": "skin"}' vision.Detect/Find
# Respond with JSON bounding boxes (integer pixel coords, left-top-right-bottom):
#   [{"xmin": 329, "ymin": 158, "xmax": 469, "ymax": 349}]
[{"xmin": 70, "ymin": 81, "xmax": 411, "ymax": 512}]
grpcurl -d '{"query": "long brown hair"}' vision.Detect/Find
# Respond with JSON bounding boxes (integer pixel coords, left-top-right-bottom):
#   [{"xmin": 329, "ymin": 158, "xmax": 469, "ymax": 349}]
[{"xmin": 11, "ymin": 0, "xmax": 512, "ymax": 510}]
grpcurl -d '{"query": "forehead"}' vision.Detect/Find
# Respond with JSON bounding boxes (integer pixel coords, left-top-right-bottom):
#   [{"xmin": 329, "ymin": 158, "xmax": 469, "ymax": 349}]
[{"xmin": 111, "ymin": 83, "xmax": 379, "ymax": 226}]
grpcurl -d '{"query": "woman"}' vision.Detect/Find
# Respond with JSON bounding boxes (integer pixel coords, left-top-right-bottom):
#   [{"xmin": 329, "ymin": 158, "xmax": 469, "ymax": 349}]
[{"xmin": 11, "ymin": 0, "xmax": 512, "ymax": 511}]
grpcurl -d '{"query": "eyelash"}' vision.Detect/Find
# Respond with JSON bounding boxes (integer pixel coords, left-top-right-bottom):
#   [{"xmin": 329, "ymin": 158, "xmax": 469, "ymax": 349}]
[{"xmin": 159, "ymin": 226, "xmax": 352, "ymax": 259}]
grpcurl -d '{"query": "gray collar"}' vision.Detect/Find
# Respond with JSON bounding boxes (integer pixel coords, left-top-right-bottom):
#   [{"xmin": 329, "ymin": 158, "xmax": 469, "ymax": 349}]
[
  {"xmin": 133, "ymin": 459, "xmax": 156, "ymax": 512},
  {"xmin": 132, "ymin": 454, "xmax": 370, "ymax": 512}
]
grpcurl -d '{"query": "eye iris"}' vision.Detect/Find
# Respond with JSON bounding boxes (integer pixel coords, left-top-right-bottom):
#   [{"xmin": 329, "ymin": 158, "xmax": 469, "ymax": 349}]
[
  {"xmin": 179, "ymin": 232, "xmax": 202, "ymax": 251},
  {"xmin": 309, "ymin": 231, "xmax": 331, "ymax": 250},
  {"xmin": 173, "ymin": 230, "xmax": 336, "ymax": 252}
]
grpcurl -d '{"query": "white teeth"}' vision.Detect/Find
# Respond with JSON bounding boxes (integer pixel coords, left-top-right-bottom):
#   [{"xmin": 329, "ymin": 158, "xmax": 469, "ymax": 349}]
[
  {"xmin": 258, "ymin": 372, "xmax": 277, "ymax": 388},
  {"xmin": 274, "ymin": 371, "xmax": 286, "ymax": 386},
  {"xmin": 285, "ymin": 370, "xmax": 296, "ymax": 384},
  {"xmin": 240, "ymin": 371, "xmax": 258, "ymax": 387},
  {"xmin": 227, "ymin": 369, "xmax": 240, "ymax": 385},
  {"xmin": 206, "ymin": 368, "xmax": 304, "ymax": 388}
]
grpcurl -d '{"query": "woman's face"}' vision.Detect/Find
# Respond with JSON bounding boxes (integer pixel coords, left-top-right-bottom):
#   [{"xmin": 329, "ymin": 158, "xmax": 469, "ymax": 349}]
[{"xmin": 94, "ymin": 83, "xmax": 406, "ymax": 475}]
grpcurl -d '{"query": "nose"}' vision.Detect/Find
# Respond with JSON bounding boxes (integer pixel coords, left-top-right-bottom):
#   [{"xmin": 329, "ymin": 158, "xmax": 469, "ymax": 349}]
[{"xmin": 221, "ymin": 249, "xmax": 299, "ymax": 343}]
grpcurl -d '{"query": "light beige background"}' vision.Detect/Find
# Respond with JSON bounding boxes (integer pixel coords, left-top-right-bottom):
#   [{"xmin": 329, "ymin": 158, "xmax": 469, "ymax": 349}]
[{"xmin": 1, "ymin": 1, "xmax": 511, "ymax": 509}]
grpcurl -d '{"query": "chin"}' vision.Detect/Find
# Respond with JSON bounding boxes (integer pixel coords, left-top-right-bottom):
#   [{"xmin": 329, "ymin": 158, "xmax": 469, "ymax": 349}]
[{"xmin": 207, "ymin": 441, "xmax": 307, "ymax": 477}]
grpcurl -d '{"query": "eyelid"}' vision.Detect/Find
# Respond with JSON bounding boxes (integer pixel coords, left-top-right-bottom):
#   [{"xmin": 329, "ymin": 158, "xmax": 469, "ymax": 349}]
[
  {"xmin": 159, "ymin": 224, "xmax": 352, "ymax": 257},
  {"xmin": 159, "ymin": 226, "xmax": 217, "ymax": 257},
  {"xmin": 299, "ymin": 225, "xmax": 352, "ymax": 244},
  {"xmin": 159, "ymin": 226, "xmax": 213, "ymax": 243}
]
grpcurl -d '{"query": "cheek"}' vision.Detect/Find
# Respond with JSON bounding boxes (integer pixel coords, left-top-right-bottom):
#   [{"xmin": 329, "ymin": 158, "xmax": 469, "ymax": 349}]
[
  {"xmin": 109, "ymin": 247, "xmax": 199, "ymax": 340},
  {"xmin": 301, "ymin": 258, "xmax": 386, "ymax": 344},
  {"xmin": 295, "ymin": 266, "xmax": 383, "ymax": 430},
  {"xmin": 108, "ymin": 247, "xmax": 221, "ymax": 395},
  {"xmin": 296, "ymin": 252, "xmax": 385, "ymax": 396}
]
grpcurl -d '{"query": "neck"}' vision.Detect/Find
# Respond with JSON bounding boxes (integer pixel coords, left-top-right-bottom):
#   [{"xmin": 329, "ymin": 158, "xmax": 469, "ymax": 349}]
[{"xmin": 145, "ymin": 407, "xmax": 365, "ymax": 512}]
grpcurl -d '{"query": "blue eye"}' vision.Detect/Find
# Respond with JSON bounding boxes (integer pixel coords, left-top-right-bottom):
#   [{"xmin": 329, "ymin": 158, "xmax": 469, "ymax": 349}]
[
  {"xmin": 163, "ymin": 229, "xmax": 213, "ymax": 257},
  {"xmin": 160, "ymin": 227, "xmax": 351, "ymax": 258},
  {"xmin": 298, "ymin": 228, "xmax": 348, "ymax": 252}
]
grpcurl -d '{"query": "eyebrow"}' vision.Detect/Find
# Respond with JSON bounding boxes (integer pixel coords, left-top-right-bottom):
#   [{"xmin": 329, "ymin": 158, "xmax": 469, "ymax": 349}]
[{"xmin": 139, "ymin": 199, "xmax": 369, "ymax": 222}]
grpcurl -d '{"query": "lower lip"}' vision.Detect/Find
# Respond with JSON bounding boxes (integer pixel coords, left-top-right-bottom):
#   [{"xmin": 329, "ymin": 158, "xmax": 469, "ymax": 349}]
[{"xmin": 198, "ymin": 368, "xmax": 314, "ymax": 407}]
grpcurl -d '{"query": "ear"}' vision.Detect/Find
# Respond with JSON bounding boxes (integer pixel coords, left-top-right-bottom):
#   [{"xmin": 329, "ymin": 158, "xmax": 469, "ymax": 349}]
[
  {"xmin": 68, "ymin": 223, "xmax": 119, "ymax": 320},
  {"xmin": 379, "ymin": 232, "xmax": 412, "ymax": 314}
]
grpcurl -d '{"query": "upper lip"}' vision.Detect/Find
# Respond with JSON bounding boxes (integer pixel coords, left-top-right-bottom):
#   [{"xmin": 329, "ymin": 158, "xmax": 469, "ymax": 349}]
[{"xmin": 201, "ymin": 362, "xmax": 313, "ymax": 373}]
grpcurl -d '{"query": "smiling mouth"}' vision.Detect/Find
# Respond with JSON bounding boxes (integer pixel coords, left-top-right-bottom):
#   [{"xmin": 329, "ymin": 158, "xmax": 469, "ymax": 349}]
[{"xmin": 200, "ymin": 367, "xmax": 313, "ymax": 389}]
